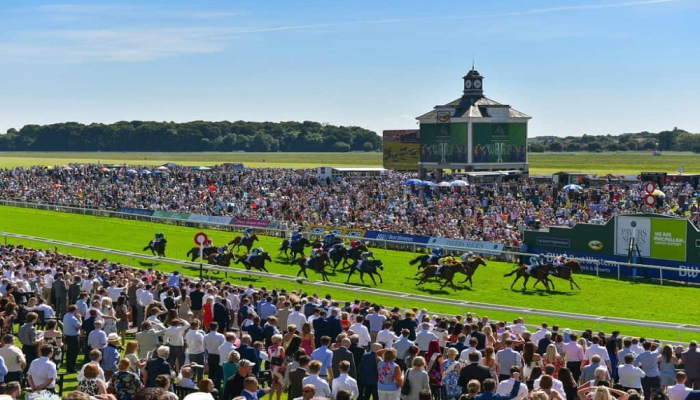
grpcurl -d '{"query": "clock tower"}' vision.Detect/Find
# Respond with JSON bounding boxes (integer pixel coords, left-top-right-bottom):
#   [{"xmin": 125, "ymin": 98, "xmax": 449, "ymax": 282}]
[{"xmin": 463, "ymin": 67, "xmax": 484, "ymax": 97}]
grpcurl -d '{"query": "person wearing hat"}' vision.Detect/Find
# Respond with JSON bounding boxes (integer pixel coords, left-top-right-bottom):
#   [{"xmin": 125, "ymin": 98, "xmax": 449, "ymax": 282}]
[
  {"xmin": 101, "ymin": 332, "xmax": 121, "ymax": 380},
  {"xmin": 223, "ymin": 359, "xmax": 256, "ymax": 400}
]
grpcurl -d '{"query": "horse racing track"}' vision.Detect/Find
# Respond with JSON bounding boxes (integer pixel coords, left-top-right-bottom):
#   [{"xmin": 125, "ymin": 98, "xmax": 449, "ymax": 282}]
[{"xmin": 1, "ymin": 204, "xmax": 698, "ymax": 341}]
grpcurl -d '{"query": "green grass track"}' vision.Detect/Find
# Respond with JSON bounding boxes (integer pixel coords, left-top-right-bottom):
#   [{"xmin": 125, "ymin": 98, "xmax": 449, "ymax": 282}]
[{"xmin": 0, "ymin": 205, "xmax": 698, "ymax": 342}]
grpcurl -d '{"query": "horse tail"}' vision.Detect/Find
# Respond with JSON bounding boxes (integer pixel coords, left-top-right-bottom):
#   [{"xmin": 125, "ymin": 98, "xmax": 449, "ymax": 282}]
[
  {"xmin": 409, "ymin": 255, "xmax": 424, "ymax": 265},
  {"xmin": 503, "ymin": 267, "xmax": 520, "ymax": 277}
]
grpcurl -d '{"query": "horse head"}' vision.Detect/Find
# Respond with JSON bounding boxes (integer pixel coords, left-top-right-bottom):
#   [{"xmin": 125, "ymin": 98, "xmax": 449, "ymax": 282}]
[
  {"xmin": 474, "ymin": 257, "xmax": 486, "ymax": 267},
  {"xmin": 262, "ymin": 252, "xmax": 273, "ymax": 262},
  {"xmin": 375, "ymin": 260, "xmax": 384, "ymax": 270},
  {"xmin": 251, "ymin": 234, "xmax": 259, "ymax": 242},
  {"xmin": 565, "ymin": 260, "xmax": 582, "ymax": 271}
]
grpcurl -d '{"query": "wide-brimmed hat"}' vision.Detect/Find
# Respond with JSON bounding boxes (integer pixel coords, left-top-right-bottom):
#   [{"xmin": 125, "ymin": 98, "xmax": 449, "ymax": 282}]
[{"xmin": 107, "ymin": 333, "xmax": 120, "ymax": 342}]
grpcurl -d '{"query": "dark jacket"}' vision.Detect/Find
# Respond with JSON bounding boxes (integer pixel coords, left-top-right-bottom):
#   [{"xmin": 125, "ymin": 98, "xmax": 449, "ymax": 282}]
[
  {"xmin": 312, "ymin": 318, "xmax": 330, "ymax": 348},
  {"xmin": 458, "ymin": 362, "xmax": 492, "ymax": 390},
  {"xmin": 145, "ymin": 357, "xmax": 171, "ymax": 387},
  {"xmin": 537, "ymin": 338, "xmax": 553, "ymax": 355},
  {"xmin": 332, "ymin": 346, "xmax": 357, "ymax": 379},
  {"xmin": 222, "ymin": 372, "xmax": 251, "ymax": 400},
  {"xmin": 244, "ymin": 324, "xmax": 264, "ymax": 345},
  {"xmin": 68, "ymin": 283, "xmax": 81, "ymax": 304},
  {"xmin": 358, "ymin": 352, "xmax": 379, "ymax": 385},
  {"xmin": 288, "ymin": 367, "xmax": 308, "ymax": 399},
  {"xmin": 471, "ymin": 331, "xmax": 487, "ymax": 350},
  {"xmin": 394, "ymin": 318, "xmax": 417, "ymax": 341},
  {"xmin": 349, "ymin": 343, "xmax": 366, "ymax": 369},
  {"xmin": 236, "ymin": 344, "xmax": 261, "ymax": 376},
  {"xmin": 474, "ymin": 381, "xmax": 523, "ymax": 400},
  {"xmin": 326, "ymin": 315, "xmax": 343, "ymax": 342},
  {"xmin": 214, "ymin": 302, "xmax": 230, "ymax": 329}
]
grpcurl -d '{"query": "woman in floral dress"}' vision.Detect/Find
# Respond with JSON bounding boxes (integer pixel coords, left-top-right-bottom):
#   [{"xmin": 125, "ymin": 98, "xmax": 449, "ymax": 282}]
[
  {"xmin": 442, "ymin": 347, "xmax": 462, "ymax": 400},
  {"xmin": 109, "ymin": 359, "xmax": 143, "ymax": 400}
]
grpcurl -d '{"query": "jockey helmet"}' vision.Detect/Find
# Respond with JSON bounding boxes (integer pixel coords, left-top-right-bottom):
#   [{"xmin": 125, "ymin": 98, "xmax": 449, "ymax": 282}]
[
  {"xmin": 317, "ymin": 248, "xmax": 323, "ymax": 253},
  {"xmin": 257, "ymin": 247, "xmax": 263, "ymax": 252}
]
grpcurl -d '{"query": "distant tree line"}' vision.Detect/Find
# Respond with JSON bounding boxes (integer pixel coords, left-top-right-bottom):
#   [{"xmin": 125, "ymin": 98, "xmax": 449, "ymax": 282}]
[
  {"xmin": 528, "ymin": 127, "xmax": 700, "ymax": 153},
  {"xmin": 0, "ymin": 120, "xmax": 382, "ymax": 152}
]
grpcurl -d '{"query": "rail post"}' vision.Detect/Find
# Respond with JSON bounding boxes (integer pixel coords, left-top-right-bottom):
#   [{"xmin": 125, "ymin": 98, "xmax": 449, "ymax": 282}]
[
  {"xmin": 660, "ymin": 268, "xmax": 663, "ymax": 286},
  {"xmin": 617, "ymin": 264, "xmax": 620, "ymax": 280}
]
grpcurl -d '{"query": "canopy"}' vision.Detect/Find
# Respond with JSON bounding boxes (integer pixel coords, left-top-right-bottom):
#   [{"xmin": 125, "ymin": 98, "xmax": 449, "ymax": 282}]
[
  {"xmin": 141, "ymin": 170, "xmax": 151, "ymax": 174},
  {"xmin": 99, "ymin": 168, "xmax": 110, "ymax": 172},
  {"xmin": 193, "ymin": 166, "xmax": 212, "ymax": 171},
  {"xmin": 405, "ymin": 179, "xmax": 422, "ymax": 185},
  {"xmin": 162, "ymin": 162, "xmax": 180, "ymax": 167},
  {"xmin": 563, "ymin": 184, "xmax": 582, "ymax": 191},
  {"xmin": 652, "ymin": 189, "xmax": 666, "ymax": 197},
  {"xmin": 438, "ymin": 182, "xmax": 451, "ymax": 187},
  {"xmin": 126, "ymin": 169, "xmax": 138, "ymax": 174},
  {"xmin": 156, "ymin": 166, "xmax": 169, "ymax": 171},
  {"xmin": 450, "ymin": 180, "xmax": 468, "ymax": 187}
]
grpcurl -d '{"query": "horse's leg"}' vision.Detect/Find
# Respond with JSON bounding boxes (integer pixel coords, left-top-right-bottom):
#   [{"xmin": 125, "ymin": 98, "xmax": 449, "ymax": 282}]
[
  {"xmin": 469, "ymin": 276, "xmax": 474, "ymax": 287},
  {"xmin": 296, "ymin": 267, "xmax": 303, "ymax": 277},
  {"xmin": 376, "ymin": 271, "xmax": 383, "ymax": 283},
  {"xmin": 549, "ymin": 278, "xmax": 555, "ymax": 291},
  {"xmin": 346, "ymin": 269, "xmax": 354, "ymax": 283},
  {"xmin": 368, "ymin": 273, "xmax": 377, "ymax": 286},
  {"xmin": 522, "ymin": 275, "xmax": 529, "ymax": 290},
  {"xmin": 359, "ymin": 272, "xmax": 365, "ymax": 284},
  {"xmin": 510, "ymin": 274, "xmax": 520, "ymax": 290}
]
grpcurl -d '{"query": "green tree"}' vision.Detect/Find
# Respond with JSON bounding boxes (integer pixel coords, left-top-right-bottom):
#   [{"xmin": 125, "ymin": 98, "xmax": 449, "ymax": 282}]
[
  {"xmin": 548, "ymin": 142, "xmax": 563, "ymax": 152},
  {"xmin": 642, "ymin": 140, "xmax": 657, "ymax": 150},
  {"xmin": 331, "ymin": 141, "xmax": 351, "ymax": 152},
  {"xmin": 587, "ymin": 142, "xmax": 603, "ymax": 152}
]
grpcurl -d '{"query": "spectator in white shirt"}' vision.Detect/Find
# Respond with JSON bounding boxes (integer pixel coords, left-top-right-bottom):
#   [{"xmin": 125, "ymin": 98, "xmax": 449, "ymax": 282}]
[
  {"xmin": 185, "ymin": 319, "xmax": 206, "ymax": 383},
  {"xmin": 460, "ymin": 337, "xmax": 483, "ymax": 363},
  {"xmin": 618, "ymin": 353, "xmax": 645, "ymax": 392},
  {"xmin": 585, "ymin": 337, "xmax": 612, "ymax": 373},
  {"xmin": 497, "ymin": 366, "xmax": 529, "ymax": 400},
  {"xmin": 303, "ymin": 360, "xmax": 332, "ymax": 398},
  {"xmin": 27, "ymin": 345, "xmax": 57, "ymax": 393},
  {"xmin": 349, "ymin": 316, "xmax": 371, "ymax": 348},
  {"xmin": 332, "ymin": 360, "xmax": 359, "ymax": 399},
  {"xmin": 376, "ymin": 321, "xmax": 400, "ymax": 349},
  {"xmin": 668, "ymin": 372, "xmax": 694, "ymax": 400},
  {"xmin": 534, "ymin": 365, "xmax": 567, "ymax": 399},
  {"xmin": 87, "ymin": 320, "xmax": 107, "ymax": 350},
  {"xmin": 509, "ymin": 318, "xmax": 529, "ymax": 336},
  {"xmin": 164, "ymin": 318, "xmax": 190, "ymax": 373},
  {"xmin": 532, "ymin": 323, "xmax": 550, "ymax": 345},
  {"xmin": 414, "ymin": 323, "xmax": 438, "ymax": 352}
]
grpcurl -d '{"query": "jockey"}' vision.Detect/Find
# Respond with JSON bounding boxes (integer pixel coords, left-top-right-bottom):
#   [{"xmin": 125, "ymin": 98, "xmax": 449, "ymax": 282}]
[
  {"xmin": 460, "ymin": 251, "xmax": 475, "ymax": 264},
  {"xmin": 217, "ymin": 244, "xmax": 229, "ymax": 255},
  {"xmin": 428, "ymin": 247, "xmax": 444, "ymax": 265},
  {"xmin": 154, "ymin": 232, "xmax": 165, "ymax": 243},
  {"xmin": 329, "ymin": 242, "xmax": 345, "ymax": 257},
  {"xmin": 350, "ymin": 240, "xmax": 361, "ymax": 250},
  {"xmin": 247, "ymin": 246, "xmax": 264, "ymax": 263},
  {"xmin": 323, "ymin": 232, "xmax": 335, "ymax": 248},
  {"xmin": 436, "ymin": 255, "xmax": 458, "ymax": 277},
  {"xmin": 357, "ymin": 250, "xmax": 374, "ymax": 271},
  {"xmin": 526, "ymin": 254, "xmax": 546, "ymax": 275},
  {"xmin": 243, "ymin": 228, "xmax": 252, "ymax": 239},
  {"xmin": 552, "ymin": 254, "xmax": 567, "ymax": 274},
  {"xmin": 306, "ymin": 247, "xmax": 323, "ymax": 266}
]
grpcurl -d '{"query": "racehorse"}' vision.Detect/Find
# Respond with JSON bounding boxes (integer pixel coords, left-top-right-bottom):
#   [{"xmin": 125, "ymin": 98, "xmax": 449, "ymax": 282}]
[
  {"xmin": 295, "ymin": 253, "xmax": 331, "ymax": 281},
  {"xmin": 279, "ymin": 238, "xmax": 311, "ymax": 259},
  {"xmin": 235, "ymin": 252, "xmax": 272, "ymax": 272},
  {"xmin": 143, "ymin": 239, "xmax": 167, "ymax": 257},
  {"xmin": 533, "ymin": 260, "xmax": 582, "ymax": 290},
  {"xmin": 344, "ymin": 244, "xmax": 369, "ymax": 267},
  {"xmin": 206, "ymin": 252, "xmax": 235, "ymax": 267},
  {"xmin": 328, "ymin": 247, "xmax": 347, "ymax": 271},
  {"xmin": 228, "ymin": 234, "xmax": 259, "ymax": 253},
  {"xmin": 409, "ymin": 254, "xmax": 436, "ymax": 270},
  {"xmin": 416, "ymin": 263, "xmax": 469, "ymax": 292},
  {"xmin": 186, "ymin": 246, "xmax": 218, "ymax": 262},
  {"xmin": 504, "ymin": 264, "xmax": 554, "ymax": 292},
  {"xmin": 460, "ymin": 257, "xmax": 488, "ymax": 286},
  {"xmin": 346, "ymin": 260, "xmax": 384, "ymax": 286}
]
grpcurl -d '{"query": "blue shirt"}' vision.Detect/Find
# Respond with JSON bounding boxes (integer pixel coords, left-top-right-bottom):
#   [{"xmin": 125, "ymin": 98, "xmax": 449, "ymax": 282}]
[
  {"xmin": 635, "ymin": 349, "xmax": 661, "ymax": 377},
  {"xmin": 63, "ymin": 313, "xmax": 82, "ymax": 336},
  {"xmin": 311, "ymin": 346, "xmax": 333, "ymax": 376},
  {"xmin": 76, "ymin": 299, "xmax": 89, "ymax": 318},
  {"xmin": 167, "ymin": 274, "xmax": 180, "ymax": 288},
  {"xmin": 0, "ymin": 356, "xmax": 7, "ymax": 383},
  {"xmin": 259, "ymin": 303, "xmax": 277, "ymax": 320},
  {"xmin": 101, "ymin": 345, "xmax": 120, "ymax": 372}
]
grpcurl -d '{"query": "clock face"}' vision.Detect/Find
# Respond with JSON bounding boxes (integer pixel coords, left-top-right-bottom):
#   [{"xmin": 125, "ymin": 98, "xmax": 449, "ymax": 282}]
[
  {"xmin": 464, "ymin": 80, "xmax": 472, "ymax": 89},
  {"xmin": 473, "ymin": 80, "xmax": 482, "ymax": 89}
]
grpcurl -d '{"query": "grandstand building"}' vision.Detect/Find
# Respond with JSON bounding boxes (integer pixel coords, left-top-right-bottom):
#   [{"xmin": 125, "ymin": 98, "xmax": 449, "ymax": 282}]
[{"xmin": 416, "ymin": 67, "xmax": 531, "ymax": 179}]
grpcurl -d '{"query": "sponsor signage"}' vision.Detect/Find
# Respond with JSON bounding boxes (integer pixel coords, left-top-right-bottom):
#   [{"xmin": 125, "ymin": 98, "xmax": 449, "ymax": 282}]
[
  {"xmin": 344, "ymin": 229, "xmax": 366, "ymax": 238},
  {"xmin": 117, "ymin": 207, "xmax": 155, "ymax": 216},
  {"xmin": 363, "ymin": 231, "xmax": 431, "ymax": 245},
  {"xmin": 306, "ymin": 225, "xmax": 365, "ymax": 238},
  {"xmin": 152, "ymin": 211, "xmax": 191, "ymax": 220},
  {"xmin": 187, "ymin": 214, "xmax": 234, "ymax": 225},
  {"xmin": 536, "ymin": 237, "xmax": 571, "ymax": 248},
  {"xmin": 615, "ymin": 216, "xmax": 687, "ymax": 261},
  {"xmin": 232, "ymin": 218, "xmax": 271, "ymax": 228},
  {"xmin": 427, "ymin": 237, "xmax": 504, "ymax": 254}
]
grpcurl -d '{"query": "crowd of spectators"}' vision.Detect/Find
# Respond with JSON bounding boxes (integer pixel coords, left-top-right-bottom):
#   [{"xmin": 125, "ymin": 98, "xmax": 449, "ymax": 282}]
[
  {"xmin": 0, "ymin": 244, "xmax": 697, "ymax": 400},
  {"xmin": 2, "ymin": 165, "xmax": 700, "ymax": 246}
]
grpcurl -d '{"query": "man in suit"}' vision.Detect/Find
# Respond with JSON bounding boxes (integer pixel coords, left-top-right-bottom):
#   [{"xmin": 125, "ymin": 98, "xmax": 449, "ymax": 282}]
[
  {"xmin": 68, "ymin": 276, "xmax": 81, "ymax": 305},
  {"xmin": 358, "ymin": 343, "xmax": 381, "ymax": 400},
  {"xmin": 682, "ymin": 341, "xmax": 700, "ymax": 389},
  {"xmin": 236, "ymin": 335, "xmax": 262, "ymax": 377},
  {"xmin": 275, "ymin": 301, "xmax": 292, "ymax": 331},
  {"xmin": 288, "ymin": 356, "xmax": 310, "ymax": 400},
  {"xmin": 327, "ymin": 309, "xmax": 343, "ymax": 342},
  {"xmin": 213, "ymin": 296, "xmax": 231, "ymax": 333},
  {"xmin": 393, "ymin": 311, "xmax": 417, "ymax": 341},
  {"xmin": 476, "ymin": 378, "xmax": 523, "ymax": 400},
  {"xmin": 470, "ymin": 323, "xmax": 487, "ymax": 350},
  {"xmin": 144, "ymin": 346, "xmax": 173, "ymax": 387},
  {"xmin": 332, "ymin": 338, "xmax": 357, "ymax": 379},
  {"xmin": 349, "ymin": 335, "xmax": 366, "ymax": 370},
  {"xmin": 51, "ymin": 272, "xmax": 68, "ymax": 318},
  {"xmin": 312, "ymin": 310, "xmax": 330, "ymax": 348},
  {"xmin": 458, "ymin": 352, "xmax": 492, "ymax": 392}
]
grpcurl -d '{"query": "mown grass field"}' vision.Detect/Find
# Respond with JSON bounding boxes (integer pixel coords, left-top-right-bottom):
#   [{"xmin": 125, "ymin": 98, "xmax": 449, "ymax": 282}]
[
  {"xmin": 0, "ymin": 151, "xmax": 698, "ymax": 174},
  {"xmin": 0, "ymin": 205, "xmax": 698, "ymax": 343}
]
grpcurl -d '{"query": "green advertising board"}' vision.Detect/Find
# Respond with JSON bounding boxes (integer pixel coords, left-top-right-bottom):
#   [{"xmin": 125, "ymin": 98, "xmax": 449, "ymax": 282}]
[
  {"xmin": 472, "ymin": 123, "xmax": 527, "ymax": 163},
  {"xmin": 650, "ymin": 218, "xmax": 686, "ymax": 261},
  {"xmin": 420, "ymin": 123, "xmax": 468, "ymax": 164}
]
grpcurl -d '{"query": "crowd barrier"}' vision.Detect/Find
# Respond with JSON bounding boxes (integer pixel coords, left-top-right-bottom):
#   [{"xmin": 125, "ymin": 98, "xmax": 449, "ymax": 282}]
[
  {"xmin": 0, "ymin": 199, "xmax": 697, "ymax": 285},
  {"xmin": 1, "ymin": 231, "xmax": 699, "ymax": 345}
]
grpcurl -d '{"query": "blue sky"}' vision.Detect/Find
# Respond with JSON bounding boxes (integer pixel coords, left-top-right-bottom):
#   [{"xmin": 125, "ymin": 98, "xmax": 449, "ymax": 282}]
[{"xmin": 1, "ymin": 0, "xmax": 698, "ymax": 137}]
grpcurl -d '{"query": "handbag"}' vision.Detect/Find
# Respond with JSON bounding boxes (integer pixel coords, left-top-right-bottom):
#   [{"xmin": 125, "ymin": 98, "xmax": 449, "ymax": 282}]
[
  {"xmin": 401, "ymin": 369, "xmax": 411, "ymax": 396},
  {"xmin": 270, "ymin": 356, "xmax": 284, "ymax": 366}
]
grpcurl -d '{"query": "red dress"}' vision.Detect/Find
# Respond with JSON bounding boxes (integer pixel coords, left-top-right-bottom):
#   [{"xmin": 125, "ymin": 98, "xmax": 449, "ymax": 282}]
[{"xmin": 203, "ymin": 304, "xmax": 214, "ymax": 330}]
